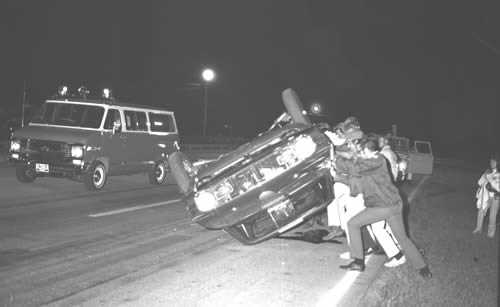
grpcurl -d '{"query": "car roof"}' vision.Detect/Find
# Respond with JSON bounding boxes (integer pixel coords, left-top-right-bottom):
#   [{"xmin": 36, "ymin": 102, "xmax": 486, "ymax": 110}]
[{"xmin": 45, "ymin": 98, "xmax": 174, "ymax": 113}]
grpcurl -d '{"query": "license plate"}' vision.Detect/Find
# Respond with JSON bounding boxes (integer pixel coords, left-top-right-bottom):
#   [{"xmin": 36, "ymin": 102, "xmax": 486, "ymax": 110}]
[
  {"xmin": 35, "ymin": 163, "xmax": 49, "ymax": 173},
  {"xmin": 268, "ymin": 202, "xmax": 295, "ymax": 224}
]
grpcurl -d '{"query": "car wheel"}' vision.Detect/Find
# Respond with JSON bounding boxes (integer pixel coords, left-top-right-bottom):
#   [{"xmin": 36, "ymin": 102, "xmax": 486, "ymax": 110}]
[
  {"xmin": 84, "ymin": 162, "xmax": 107, "ymax": 191},
  {"xmin": 149, "ymin": 161, "xmax": 168, "ymax": 185},
  {"xmin": 15, "ymin": 164, "xmax": 36, "ymax": 183},
  {"xmin": 168, "ymin": 151, "xmax": 195, "ymax": 195},
  {"xmin": 281, "ymin": 88, "xmax": 311, "ymax": 125}
]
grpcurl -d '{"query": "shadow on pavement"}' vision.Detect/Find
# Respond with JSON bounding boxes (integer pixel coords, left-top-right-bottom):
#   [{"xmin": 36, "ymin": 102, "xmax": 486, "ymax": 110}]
[{"xmin": 277, "ymin": 229, "xmax": 343, "ymax": 244}]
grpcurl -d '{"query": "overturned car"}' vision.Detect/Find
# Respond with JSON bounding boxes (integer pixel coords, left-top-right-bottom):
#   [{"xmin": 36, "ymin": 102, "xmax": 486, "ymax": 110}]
[{"xmin": 169, "ymin": 89, "xmax": 335, "ymax": 244}]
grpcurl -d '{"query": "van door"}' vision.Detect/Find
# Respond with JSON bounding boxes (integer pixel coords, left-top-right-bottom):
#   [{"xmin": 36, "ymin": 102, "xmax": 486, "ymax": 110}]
[
  {"xmin": 148, "ymin": 111, "xmax": 179, "ymax": 159},
  {"xmin": 123, "ymin": 110, "xmax": 151, "ymax": 172},
  {"xmin": 409, "ymin": 141, "xmax": 434, "ymax": 175},
  {"xmin": 102, "ymin": 108, "xmax": 129, "ymax": 175}
]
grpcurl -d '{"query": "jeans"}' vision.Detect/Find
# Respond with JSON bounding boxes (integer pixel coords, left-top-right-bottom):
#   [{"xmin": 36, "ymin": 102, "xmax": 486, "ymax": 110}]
[{"xmin": 347, "ymin": 200, "xmax": 426, "ymax": 269}]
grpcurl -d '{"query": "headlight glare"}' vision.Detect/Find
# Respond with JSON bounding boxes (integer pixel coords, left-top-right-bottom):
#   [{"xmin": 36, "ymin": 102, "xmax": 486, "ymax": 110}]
[
  {"xmin": 10, "ymin": 140, "xmax": 21, "ymax": 152},
  {"xmin": 277, "ymin": 135, "xmax": 316, "ymax": 167},
  {"xmin": 293, "ymin": 135, "xmax": 317, "ymax": 160},
  {"xmin": 71, "ymin": 145, "xmax": 84, "ymax": 158},
  {"xmin": 194, "ymin": 191, "xmax": 218, "ymax": 212}
]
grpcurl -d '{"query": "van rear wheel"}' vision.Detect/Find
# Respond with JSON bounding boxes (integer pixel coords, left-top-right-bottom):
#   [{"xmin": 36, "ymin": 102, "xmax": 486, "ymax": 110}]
[
  {"xmin": 84, "ymin": 162, "xmax": 107, "ymax": 191},
  {"xmin": 15, "ymin": 164, "xmax": 36, "ymax": 183},
  {"xmin": 149, "ymin": 161, "xmax": 168, "ymax": 185}
]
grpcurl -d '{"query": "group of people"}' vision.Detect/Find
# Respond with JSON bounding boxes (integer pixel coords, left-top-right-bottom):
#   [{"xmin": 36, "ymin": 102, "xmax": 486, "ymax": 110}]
[{"xmin": 322, "ymin": 117, "xmax": 432, "ymax": 279}]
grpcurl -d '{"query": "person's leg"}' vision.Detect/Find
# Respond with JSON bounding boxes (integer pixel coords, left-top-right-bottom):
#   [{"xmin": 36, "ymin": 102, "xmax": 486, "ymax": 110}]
[
  {"xmin": 327, "ymin": 198, "xmax": 341, "ymax": 227},
  {"xmin": 487, "ymin": 199, "xmax": 499, "ymax": 237},
  {"xmin": 330, "ymin": 183, "xmax": 350, "ymax": 228},
  {"xmin": 385, "ymin": 206, "xmax": 426, "ymax": 269},
  {"xmin": 371, "ymin": 221, "xmax": 401, "ymax": 258},
  {"xmin": 341, "ymin": 194, "xmax": 365, "ymax": 243},
  {"xmin": 346, "ymin": 206, "xmax": 395, "ymax": 261},
  {"xmin": 473, "ymin": 208, "xmax": 486, "ymax": 233}
]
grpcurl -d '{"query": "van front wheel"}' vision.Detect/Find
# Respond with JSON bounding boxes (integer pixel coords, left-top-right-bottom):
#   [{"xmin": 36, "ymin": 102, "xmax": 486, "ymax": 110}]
[
  {"xmin": 16, "ymin": 164, "xmax": 36, "ymax": 183},
  {"xmin": 84, "ymin": 162, "xmax": 107, "ymax": 191},
  {"xmin": 149, "ymin": 161, "xmax": 168, "ymax": 185}
]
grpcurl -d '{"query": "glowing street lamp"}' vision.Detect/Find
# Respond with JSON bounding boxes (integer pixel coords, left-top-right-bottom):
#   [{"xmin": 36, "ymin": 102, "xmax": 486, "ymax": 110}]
[
  {"xmin": 202, "ymin": 68, "xmax": 216, "ymax": 82},
  {"xmin": 310, "ymin": 102, "xmax": 323, "ymax": 115},
  {"xmin": 201, "ymin": 68, "xmax": 216, "ymax": 136}
]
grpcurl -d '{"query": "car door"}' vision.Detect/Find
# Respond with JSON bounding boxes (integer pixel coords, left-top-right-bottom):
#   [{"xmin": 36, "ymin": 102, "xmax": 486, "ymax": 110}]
[
  {"xmin": 409, "ymin": 141, "xmax": 434, "ymax": 175},
  {"xmin": 102, "ymin": 108, "xmax": 130, "ymax": 175}
]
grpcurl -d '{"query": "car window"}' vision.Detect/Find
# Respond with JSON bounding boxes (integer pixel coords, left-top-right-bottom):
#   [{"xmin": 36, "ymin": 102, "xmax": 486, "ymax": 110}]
[
  {"xmin": 103, "ymin": 109, "xmax": 121, "ymax": 130},
  {"xmin": 30, "ymin": 102, "xmax": 104, "ymax": 129},
  {"xmin": 124, "ymin": 110, "xmax": 147, "ymax": 131},
  {"xmin": 415, "ymin": 142, "xmax": 432, "ymax": 154},
  {"xmin": 149, "ymin": 112, "xmax": 176, "ymax": 133},
  {"xmin": 388, "ymin": 138, "xmax": 409, "ymax": 152}
]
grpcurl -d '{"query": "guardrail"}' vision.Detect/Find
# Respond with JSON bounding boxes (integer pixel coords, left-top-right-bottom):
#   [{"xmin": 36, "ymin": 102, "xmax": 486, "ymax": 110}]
[
  {"xmin": 181, "ymin": 143, "xmax": 239, "ymax": 160},
  {"xmin": 181, "ymin": 143, "xmax": 237, "ymax": 151}
]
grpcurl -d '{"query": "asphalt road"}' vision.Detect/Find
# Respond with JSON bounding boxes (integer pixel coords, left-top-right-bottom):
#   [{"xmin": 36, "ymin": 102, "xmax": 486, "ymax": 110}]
[{"xmin": 0, "ymin": 163, "xmax": 495, "ymax": 306}]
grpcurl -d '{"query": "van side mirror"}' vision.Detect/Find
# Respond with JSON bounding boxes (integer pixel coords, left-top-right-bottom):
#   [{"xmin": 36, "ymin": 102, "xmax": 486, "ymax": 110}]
[{"xmin": 112, "ymin": 120, "xmax": 122, "ymax": 134}]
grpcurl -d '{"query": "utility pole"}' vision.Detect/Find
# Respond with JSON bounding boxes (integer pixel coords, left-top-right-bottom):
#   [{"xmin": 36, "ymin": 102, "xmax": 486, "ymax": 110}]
[
  {"xmin": 21, "ymin": 80, "xmax": 27, "ymax": 128},
  {"xmin": 203, "ymin": 84, "xmax": 208, "ymax": 136}
]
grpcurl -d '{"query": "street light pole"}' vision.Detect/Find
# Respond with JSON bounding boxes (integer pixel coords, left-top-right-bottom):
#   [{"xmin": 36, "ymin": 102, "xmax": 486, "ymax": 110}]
[
  {"xmin": 202, "ymin": 84, "xmax": 208, "ymax": 137},
  {"xmin": 201, "ymin": 68, "xmax": 215, "ymax": 137}
]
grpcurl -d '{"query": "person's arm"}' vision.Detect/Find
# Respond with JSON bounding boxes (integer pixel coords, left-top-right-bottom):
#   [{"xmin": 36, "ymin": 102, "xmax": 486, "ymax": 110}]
[
  {"xmin": 486, "ymin": 182, "xmax": 500, "ymax": 194},
  {"xmin": 478, "ymin": 173, "xmax": 488, "ymax": 186},
  {"xmin": 352, "ymin": 156, "xmax": 385, "ymax": 175}
]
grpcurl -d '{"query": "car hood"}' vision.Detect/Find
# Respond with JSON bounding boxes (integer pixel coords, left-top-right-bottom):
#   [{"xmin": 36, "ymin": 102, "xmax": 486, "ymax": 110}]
[
  {"xmin": 12, "ymin": 125, "xmax": 98, "ymax": 144},
  {"xmin": 196, "ymin": 123, "xmax": 310, "ymax": 181}
]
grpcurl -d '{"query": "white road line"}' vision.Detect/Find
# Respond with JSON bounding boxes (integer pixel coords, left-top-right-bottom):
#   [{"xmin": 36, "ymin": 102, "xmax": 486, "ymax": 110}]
[
  {"xmin": 408, "ymin": 175, "xmax": 430, "ymax": 203},
  {"xmin": 316, "ymin": 255, "xmax": 374, "ymax": 307},
  {"xmin": 316, "ymin": 175, "xmax": 429, "ymax": 307},
  {"xmin": 88, "ymin": 199, "xmax": 182, "ymax": 218}
]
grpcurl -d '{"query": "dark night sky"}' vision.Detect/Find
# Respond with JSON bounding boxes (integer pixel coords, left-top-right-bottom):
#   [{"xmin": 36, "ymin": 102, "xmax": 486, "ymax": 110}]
[{"xmin": 1, "ymin": 1, "xmax": 499, "ymax": 152}]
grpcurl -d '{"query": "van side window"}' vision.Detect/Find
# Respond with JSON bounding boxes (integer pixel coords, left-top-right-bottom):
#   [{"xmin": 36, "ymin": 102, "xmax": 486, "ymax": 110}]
[
  {"xmin": 103, "ymin": 109, "xmax": 121, "ymax": 130},
  {"xmin": 124, "ymin": 111, "xmax": 147, "ymax": 131},
  {"xmin": 149, "ymin": 113, "xmax": 176, "ymax": 133}
]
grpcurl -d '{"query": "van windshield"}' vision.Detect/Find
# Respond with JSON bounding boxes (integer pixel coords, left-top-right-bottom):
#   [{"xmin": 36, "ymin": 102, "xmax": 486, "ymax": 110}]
[{"xmin": 30, "ymin": 102, "xmax": 105, "ymax": 129}]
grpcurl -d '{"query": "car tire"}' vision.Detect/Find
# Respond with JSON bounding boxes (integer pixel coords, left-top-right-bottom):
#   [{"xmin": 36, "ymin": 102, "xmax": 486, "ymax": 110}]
[
  {"xmin": 149, "ymin": 161, "xmax": 169, "ymax": 185},
  {"xmin": 83, "ymin": 162, "xmax": 107, "ymax": 191},
  {"xmin": 168, "ymin": 151, "xmax": 195, "ymax": 195},
  {"xmin": 281, "ymin": 88, "xmax": 311, "ymax": 125},
  {"xmin": 15, "ymin": 164, "xmax": 36, "ymax": 183}
]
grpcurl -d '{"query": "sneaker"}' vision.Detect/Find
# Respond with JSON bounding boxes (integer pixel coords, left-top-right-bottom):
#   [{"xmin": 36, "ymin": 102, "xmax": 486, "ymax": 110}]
[
  {"xmin": 339, "ymin": 259, "xmax": 365, "ymax": 272},
  {"xmin": 384, "ymin": 255, "xmax": 406, "ymax": 268},
  {"xmin": 472, "ymin": 228, "xmax": 481, "ymax": 234},
  {"xmin": 339, "ymin": 251, "xmax": 351, "ymax": 260}
]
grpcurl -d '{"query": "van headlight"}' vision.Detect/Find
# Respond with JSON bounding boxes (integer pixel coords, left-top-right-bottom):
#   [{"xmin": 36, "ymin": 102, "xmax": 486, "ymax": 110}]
[
  {"xmin": 194, "ymin": 191, "xmax": 218, "ymax": 212},
  {"xmin": 71, "ymin": 145, "xmax": 84, "ymax": 158},
  {"xmin": 10, "ymin": 139, "xmax": 21, "ymax": 152}
]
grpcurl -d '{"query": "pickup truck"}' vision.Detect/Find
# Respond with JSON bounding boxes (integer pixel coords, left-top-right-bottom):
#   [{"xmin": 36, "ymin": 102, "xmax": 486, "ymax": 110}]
[{"xmin": 388, "ymin": 136, "xmax": 433, "ymax": 181}]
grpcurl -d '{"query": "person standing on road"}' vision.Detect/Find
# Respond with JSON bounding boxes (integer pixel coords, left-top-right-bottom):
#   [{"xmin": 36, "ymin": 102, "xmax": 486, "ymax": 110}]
[
  {"xmin": 473, "ymin": 154, "xmax": 500, "ymax": 237},
  {"xmin": 337, "ymin": 137, "xmax": 432, "ymax": 279}
]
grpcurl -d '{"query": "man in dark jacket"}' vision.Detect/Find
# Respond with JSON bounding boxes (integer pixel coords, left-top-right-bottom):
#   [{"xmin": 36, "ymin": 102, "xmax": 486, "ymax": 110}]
[{"xmin": 337, "ymin": 137, "xmax": 432, "ymax": 279}]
